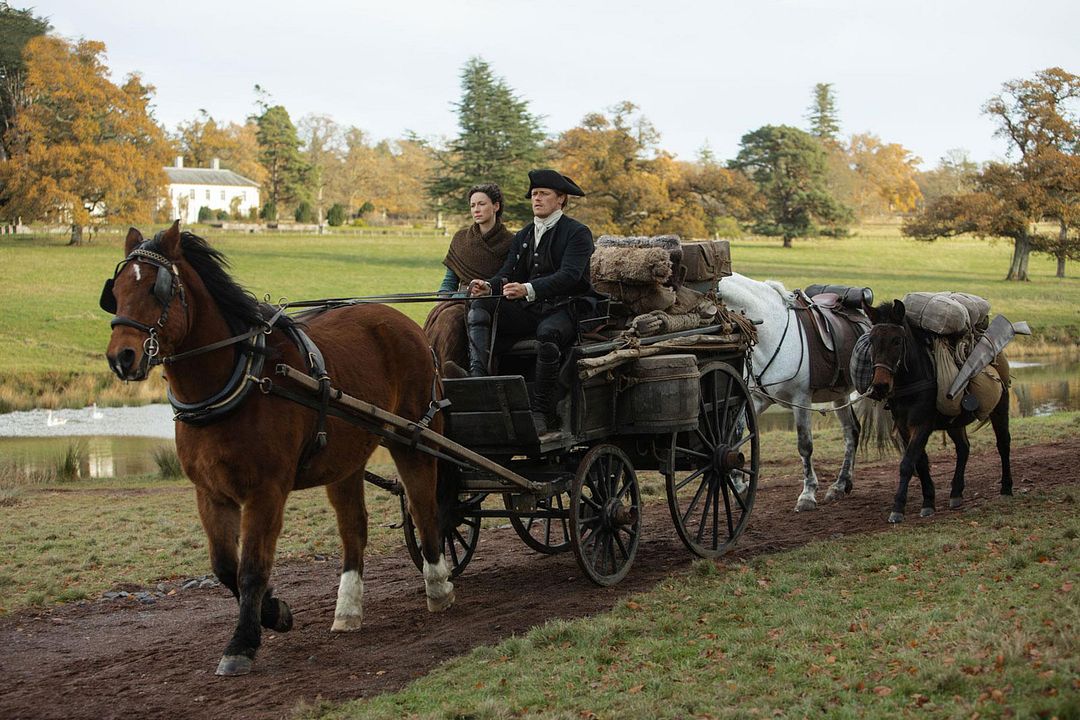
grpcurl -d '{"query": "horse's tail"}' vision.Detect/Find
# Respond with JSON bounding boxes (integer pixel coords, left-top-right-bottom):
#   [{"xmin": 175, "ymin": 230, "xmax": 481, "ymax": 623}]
[{"xmin": 857, "ymin": 396, "xmax": 900, "ymax": 458}]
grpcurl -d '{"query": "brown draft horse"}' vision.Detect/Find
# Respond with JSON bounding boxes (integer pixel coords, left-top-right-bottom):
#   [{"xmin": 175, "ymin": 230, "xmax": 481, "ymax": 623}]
[
  {"xmin": 865, "ymin": 299, "xmax": 1012, "ymax": 523},
  {"xmin": 102, "ymin": 222, "xmax": 454, "ymax": 676}
]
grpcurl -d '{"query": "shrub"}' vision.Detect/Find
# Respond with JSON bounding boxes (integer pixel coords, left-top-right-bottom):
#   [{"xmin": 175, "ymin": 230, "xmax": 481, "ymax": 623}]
[
  {"xmin": 294, "ymin": 201, "xmax": 316, "ymax": 224},
  {"xmin": 197, "ymin": 206, "xmax": 214, "ymax": 223},
  {"xmin": 151, "ymin": 446, "xmax": 183, "ymax": 480},
  {"xmin": 260, "ymin": 201, "xmax": 277, "ymax": 221},
  {"xmin": 355, "ymin": 201, "xmax": 375, "ymax": 218},
  {"xmin": 216, "ymin": 209, "xmax": 229, "ymax": 221},
  {"xmin": 327, "ymin": 203, "xmax": 347, "ymax": 227}
]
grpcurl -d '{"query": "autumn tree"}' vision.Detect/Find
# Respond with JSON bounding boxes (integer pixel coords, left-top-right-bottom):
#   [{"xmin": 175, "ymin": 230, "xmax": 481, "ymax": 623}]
[
  {"xmin": 0, "ymin": 36, "xmax": 169, "ymax": 244},
  {"xmin": 298, "ymin": 113, "xmax": 345, "ymax": 224},
  {"xmin": 806, "ymin": 82, "xmax": 841, "ymax": 145},
  {"xmin": 0, "ymin": 2, "xmax": 50, "ymax": 161},
  {"xmin": 669, "ymin": 155, "xmax": 761, "ymax": 238},
  {"xmin": 916, "ymin": 149, "xmax": 979, "ymax": 205},
  {"xmin": 428, "ymin": 57, "xmax": 545, "ymax": 223},
  {"xmin": 173, "ymin": 111, "xmax": 266, "ymax": 186},
  {"xmin": 253, "ymin": 103, "xmax": 307, "ymax": 220},
  {"xmin": 553, "ymin": 102, "xmax": 680, "ymax": 235},
  {"xmin": 847, "ymin": 133, "xmax": 923, "ymax": 215},
  {"xmin": 731, "ymin": 125, "xmax": 852, "ymax": 247},
  {"xmin": 903, "ymin": 68, "xmax": 1079, "ymax": 280},
  {"xmin": 331, "ymin": 129, "xmax": 434, "ymax": 221}
]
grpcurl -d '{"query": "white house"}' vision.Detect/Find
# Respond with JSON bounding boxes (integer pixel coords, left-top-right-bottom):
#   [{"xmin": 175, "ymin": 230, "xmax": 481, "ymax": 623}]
[{"xmin": 164, "ymin": 157, "xmax": 260, "ymax": 224}]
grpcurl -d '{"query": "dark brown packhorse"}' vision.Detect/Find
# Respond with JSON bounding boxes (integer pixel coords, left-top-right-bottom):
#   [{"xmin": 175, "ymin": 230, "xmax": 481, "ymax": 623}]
[
  {"xmin": 865, "ymin": 299, "xmax": 1012, "ymax": 523},
  {"xmin": 102, "ymin": 222, "xmax": 454, "ymax": 676}
]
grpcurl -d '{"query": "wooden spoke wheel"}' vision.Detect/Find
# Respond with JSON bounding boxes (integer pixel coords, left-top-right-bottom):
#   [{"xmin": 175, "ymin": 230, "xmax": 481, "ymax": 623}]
[
  {"xmin": 666, "ymin": 361, "xmax": 759, "ymax": 559},
  {"xmin": 401, "ymin": 492, "xmax": 483, "ymax": 578},
  {"xmin": 569, "ymin": 444, "xmax": 641, "ymax": 586},
  {"xmin": 504, "ymin": 491, "xmax": 571, "ymax": 554}
]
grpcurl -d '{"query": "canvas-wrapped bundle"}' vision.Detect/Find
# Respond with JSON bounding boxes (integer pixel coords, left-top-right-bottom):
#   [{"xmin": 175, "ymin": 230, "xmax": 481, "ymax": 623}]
[
  {"xmin": 901, "ymin": 292, "xmax": 971, "ymax": 335},
  {"xmin": 948, "ymin": 292, "xmax": 991, "ymax": 331}
]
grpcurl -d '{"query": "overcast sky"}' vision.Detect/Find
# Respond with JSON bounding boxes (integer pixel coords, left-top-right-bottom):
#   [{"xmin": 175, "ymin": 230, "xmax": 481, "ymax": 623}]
[{"xmin": 40, "ymin": 0, "xmax": 1079, "ymax": 169}]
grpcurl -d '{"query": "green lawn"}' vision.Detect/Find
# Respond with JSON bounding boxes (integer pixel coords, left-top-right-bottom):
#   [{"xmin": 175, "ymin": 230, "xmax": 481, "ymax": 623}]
[
  {"xmin": 0, "ymin": 224, "xmax": 1077, "ymax": 409},
  {"xmin": 300, "ymin": 482, "xmax": 1079, "ymax": 720}
]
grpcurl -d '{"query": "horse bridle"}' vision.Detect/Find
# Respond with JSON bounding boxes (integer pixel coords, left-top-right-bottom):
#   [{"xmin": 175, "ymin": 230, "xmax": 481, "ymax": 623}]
[
  {"xmin": 869, "ymin": 323, "xmax": 907, "ymax": 387},
  {"xmin": 99, "ymin": 245, "xmax": 189, "ymax": 367}
]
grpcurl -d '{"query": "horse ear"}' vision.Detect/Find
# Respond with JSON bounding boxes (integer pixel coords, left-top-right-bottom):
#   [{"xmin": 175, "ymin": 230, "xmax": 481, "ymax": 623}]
[
  {"xmin": 124, "ymin": 227, "xmax": 143, "ymax": 255},
  {"xmin": 159, "ymin": 220, "xmax": 182, "ymax": 259},
  {"xmin": 865, "ymin": 303, "xmax": 879, "ymax": 323},
  {"xmin": 892, "ymin": 299, "xmax": 906, "ymax": 322}
]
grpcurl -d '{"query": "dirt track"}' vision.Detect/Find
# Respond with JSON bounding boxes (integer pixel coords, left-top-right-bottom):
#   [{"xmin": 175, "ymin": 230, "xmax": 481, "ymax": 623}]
[{"xmin": 1, "ymin": 439, "xmax": 1077, "ymax": 720}]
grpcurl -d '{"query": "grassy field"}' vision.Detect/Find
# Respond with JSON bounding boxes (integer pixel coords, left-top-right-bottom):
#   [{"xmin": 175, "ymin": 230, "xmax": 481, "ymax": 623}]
[
  {"xmin": 0, "ymin": 222, "xmax": 1077, "ymax": 409},
  {"xmin": 299, "ymin": 484, "xmax": 1079, "ymax": 720},
  {"xmin": 1, "ymin": 411, "xmax": 1077, "ymax": 615}
]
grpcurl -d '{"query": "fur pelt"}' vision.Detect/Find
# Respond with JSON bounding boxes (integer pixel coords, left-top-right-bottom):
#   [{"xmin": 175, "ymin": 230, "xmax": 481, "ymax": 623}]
[
  {"xmin": 595, "ymin": 279, "xmax": 676, "ymax": 313},
  {"xmin": 597, "ymin": 234, "xmax": 683, "ymax": 271},
  {"xmin": 591, "ymin": 246, "xmax": 673, "ymax": 285}
]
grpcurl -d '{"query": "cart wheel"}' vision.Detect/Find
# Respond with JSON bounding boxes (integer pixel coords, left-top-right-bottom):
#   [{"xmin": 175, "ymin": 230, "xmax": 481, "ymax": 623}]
[
  {"xmin": 569, "ymin": 444, "xmax": 641, "ymax": 586},
  {"xmin": 504, "ymin": 491, "xmax": 571, "ymax": 554},
  {"xmin": 666, "ymin": 361, "xmax": 759, "ymax": 559},
  {"xmin": 400, "ymin": 492, "xmax": 482, "ymax": 578}
]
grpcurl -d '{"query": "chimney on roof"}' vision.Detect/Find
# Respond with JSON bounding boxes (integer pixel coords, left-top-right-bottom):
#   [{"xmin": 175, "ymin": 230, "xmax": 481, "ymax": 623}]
[
  {"xmin": 174, "ymin": 156, "xmax": 183, "ymax": 168},
  {"xmin": 211, "ymin": 158, "xmax": 220, "ymax": 170}
]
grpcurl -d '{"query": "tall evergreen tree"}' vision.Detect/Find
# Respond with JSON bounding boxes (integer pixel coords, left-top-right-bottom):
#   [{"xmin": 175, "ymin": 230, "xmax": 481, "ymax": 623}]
[
  {"xmin": 254, "ymin": 104, "xmax": 307, "ymax": 220},
  {"xmin": 0, "ymin": 2, "xmax": 51, "ymax": 161},
  {"xmin": 428, "ymin": 57, "xmax": 545, "ymax": 223},
  {"xmin": 732, "ymin": 125, "xmax": 852, "ymax": 247},
  {"xmin": 806, "ymin": 82, "xmax": 841, "ymax": 144}
]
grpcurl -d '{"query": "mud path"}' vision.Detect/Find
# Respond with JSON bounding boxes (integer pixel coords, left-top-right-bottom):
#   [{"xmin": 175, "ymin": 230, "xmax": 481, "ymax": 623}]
[{"xmin": 2, "ymin": 439, "xmax": 1076, "ymax": 720}]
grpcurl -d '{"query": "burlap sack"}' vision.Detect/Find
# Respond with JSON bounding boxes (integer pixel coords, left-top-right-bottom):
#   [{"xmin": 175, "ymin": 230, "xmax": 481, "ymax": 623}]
[
  {"xmin": 903, "ymin": 292, "xmax": 970, "ymax": 335},
  {"xmin": 933, "ymin": 337, "xmax": 963, "ymax": 416},
  {"xmin": 969, "ymin": 364, "xmax": 1004, "ymax": 420}
]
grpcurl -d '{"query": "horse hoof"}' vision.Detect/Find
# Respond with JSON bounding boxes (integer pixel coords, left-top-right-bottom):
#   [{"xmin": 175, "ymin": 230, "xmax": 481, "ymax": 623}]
[
  {"xmin": 215, "ymin": 655, "xmax": 253, "ymax": 676},
  {"xmin": 795, "ymin": 498, "xmax": 817, "ymax": 513},
  {"xmin": 887, "ymin": 512, "xmax": 904, "ymax": 524},
  {"xmin": 427, "ymin": 588, "xmax": 455, "ymax": 613},
  {"xmin": 920, "ymin": 507, "xmax": 935, "ymax": 518},
  {"xmin": 331, "ymin": 615, "xmax": 363, "ymax": 632},
  {"xmin": 823, "ymin": 488, "xmax": 842, "ymax": 504},
  {"xmin": 949, "ymin": 498, "xmax": 962, "ymax": 510},
  {"xmin": 273, "ymin": 599, "xmax": 293, "ymax": 632}
]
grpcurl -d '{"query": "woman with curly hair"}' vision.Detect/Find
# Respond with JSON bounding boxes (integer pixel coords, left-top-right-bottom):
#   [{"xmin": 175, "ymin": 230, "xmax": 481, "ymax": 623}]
[{"xmin": 424, "ymin": 184, "xmax": 514, "ymax": 374}]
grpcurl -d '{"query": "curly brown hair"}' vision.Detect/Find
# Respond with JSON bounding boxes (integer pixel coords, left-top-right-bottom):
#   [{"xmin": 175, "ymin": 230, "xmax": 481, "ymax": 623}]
[{"xmin": 467, "ymin": 183, "xmax": 504, "ymax": 222}]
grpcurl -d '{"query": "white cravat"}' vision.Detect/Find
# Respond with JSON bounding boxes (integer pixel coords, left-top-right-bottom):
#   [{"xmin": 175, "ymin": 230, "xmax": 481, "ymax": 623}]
[{"xmin": 525, "ymin": 210, "xmax": 563, "ymax": 302}]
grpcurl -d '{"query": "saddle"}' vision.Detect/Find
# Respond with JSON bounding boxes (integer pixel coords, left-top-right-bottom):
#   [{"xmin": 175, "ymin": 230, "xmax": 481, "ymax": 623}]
[{"xmin": 793, "ymin": 290, "xmax": 871, "ymax": 391}]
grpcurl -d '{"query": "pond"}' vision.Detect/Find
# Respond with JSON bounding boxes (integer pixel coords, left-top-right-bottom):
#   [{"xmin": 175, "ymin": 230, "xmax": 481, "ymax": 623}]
[{"xmin": 1, "ymin": 355, "xmax": 1075, "ymax": 478}]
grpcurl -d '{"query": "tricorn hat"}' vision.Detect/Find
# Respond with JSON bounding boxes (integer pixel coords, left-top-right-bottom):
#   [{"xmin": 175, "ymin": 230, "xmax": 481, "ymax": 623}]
[{"xmin": 524, "ymin": 169, "xmax": 585, "ymax": 199}]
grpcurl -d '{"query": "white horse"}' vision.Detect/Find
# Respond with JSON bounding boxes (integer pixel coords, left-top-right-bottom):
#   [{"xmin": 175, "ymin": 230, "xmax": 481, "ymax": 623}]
[{"xmin": 717, "ymin": 272, "xmax": 864, "ymax": 512}]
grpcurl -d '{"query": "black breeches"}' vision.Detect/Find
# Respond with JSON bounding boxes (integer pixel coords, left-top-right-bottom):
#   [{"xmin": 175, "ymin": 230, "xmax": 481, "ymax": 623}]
[{"xmin": 472, "ymin": 298, "xmax": 576, "ymax": 351}]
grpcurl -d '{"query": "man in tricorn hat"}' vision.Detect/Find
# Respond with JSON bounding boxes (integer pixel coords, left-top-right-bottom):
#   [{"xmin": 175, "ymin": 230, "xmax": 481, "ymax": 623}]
[{"xmin": 466, "ymin": 168, "xmax": 595, "ymax": 434}]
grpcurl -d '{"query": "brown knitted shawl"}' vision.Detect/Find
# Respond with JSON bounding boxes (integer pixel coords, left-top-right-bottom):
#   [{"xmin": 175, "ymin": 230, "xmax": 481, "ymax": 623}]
[{"xmin": 444, "ymin": 222, "xmax": 514, "ymax": 283}]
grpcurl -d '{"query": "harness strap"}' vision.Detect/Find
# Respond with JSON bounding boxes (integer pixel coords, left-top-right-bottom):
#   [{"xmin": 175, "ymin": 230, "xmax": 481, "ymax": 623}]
[
  {"xmin": 168, "ymin": 333, "xmax": 266, "ymax": 425},
  {"xmin": 165, "ymin": 306, "xmax": 286, "ymax": 365}
]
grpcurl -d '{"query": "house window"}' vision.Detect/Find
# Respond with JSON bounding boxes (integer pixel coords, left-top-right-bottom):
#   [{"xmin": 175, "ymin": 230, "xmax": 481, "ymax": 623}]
[
  {"xmin": 205, "ymin": 189, "xmax": 211, "ymax": 201},
  {"xmin": 189, "ymin": 189, "xmax": 195, "ymax": 199},
  {"xmin": 221, "ymin": 190, "xmax": 226, "ymax": 201}
]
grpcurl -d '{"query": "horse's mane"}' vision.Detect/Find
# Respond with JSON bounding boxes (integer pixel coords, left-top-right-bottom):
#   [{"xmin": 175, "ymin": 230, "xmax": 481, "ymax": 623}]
[
  {"xmin": 763, "ymin": 279, "xmax": 790, "ymax": 302},
  {"xmin": 148, "ymin": 229, "xmax": 270, "ymax": 330}
]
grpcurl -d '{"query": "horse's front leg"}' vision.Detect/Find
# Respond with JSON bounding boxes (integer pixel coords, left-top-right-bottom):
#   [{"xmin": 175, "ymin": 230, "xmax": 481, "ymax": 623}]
[
  {"xmin": 824, "ymin": 402, "xmax": 859, "ymax": 502},
  {"xmin": 326, "ymin": 472, "xmax": 368, "ymax": 632},
  {"xmin": 793, "ymin": 406, "xmax": 819, "ymax": 512},
  {"xmin": 915, "ymin": 448, "xmax": 935, "ymax": 517},
  {"xmin": 890, "ymin": 424, "xmax": 933, "ymax": 523},
  {"xmin": 216, "ymin": 491, "xmax": 287, "ymax": 676},
  {"xmin": 946, "ymin": 426, "xmax": 970, "ymax": 509}
]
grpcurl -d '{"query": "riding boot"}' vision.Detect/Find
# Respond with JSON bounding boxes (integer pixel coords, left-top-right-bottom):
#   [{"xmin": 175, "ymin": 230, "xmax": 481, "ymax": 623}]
[
  {"xmin": 532, "ymin": 342, "xmax": 562, "ymax": 434},
  {"xmin": 465, "ymin": 307, "xmax": 492, "ymax": 377}
]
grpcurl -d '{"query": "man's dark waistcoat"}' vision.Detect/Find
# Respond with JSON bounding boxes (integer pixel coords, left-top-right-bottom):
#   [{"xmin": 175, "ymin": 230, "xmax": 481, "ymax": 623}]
[{"xmin": 487, "ymin": 215, "xmax": 594, "ymax": 303}]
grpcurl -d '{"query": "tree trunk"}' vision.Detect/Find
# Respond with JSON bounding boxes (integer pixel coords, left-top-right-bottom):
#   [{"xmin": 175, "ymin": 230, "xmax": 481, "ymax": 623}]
[
  {"xmin": 1057, "ymin": 221, "xmax": 1068, "ymax": 278},
  {"xmin": 1005, "ymin": 234, "xmax": 1031, "ymax": 281},
  {"xmin": 782, "ymin": 235, "xmax": 793, "ymax": 248},
  {"xmin": 68, "ymin": 224, "xmax": 83, "ymax": 246}
]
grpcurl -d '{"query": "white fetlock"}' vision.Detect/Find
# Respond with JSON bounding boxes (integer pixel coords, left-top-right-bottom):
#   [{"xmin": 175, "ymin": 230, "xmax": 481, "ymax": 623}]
[
  {"xmin": 423, "ymin": 557, "xmax": 455, "ymax": 613},
  {"xmin": 331, "ymin": 570, "xmax": 364, "ymax": 632}
]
